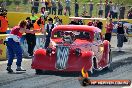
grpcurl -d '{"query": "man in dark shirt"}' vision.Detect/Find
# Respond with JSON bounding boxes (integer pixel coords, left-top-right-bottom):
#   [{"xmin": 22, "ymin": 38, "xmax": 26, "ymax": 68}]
[
  {"xmin": 119, "ymin": 3, "xmax": 125, "ymax": 19},
  {"xmin": 25, "ymin": 17, "xmax": 36, "ymax": 57},
  {"xmin": 75, "ymin": 0, "xmax": 79, "ymax": 17},
  {"xmin": 105, "ymin": 1, "xmax": 110, "ymax": 18},
  {"xmin": 31, "ymin": 0, "xmax": 39, "ymax": 14},
  {"xmin": 96, "ymin": 20, "xmax": 103, "ymax": 30}
]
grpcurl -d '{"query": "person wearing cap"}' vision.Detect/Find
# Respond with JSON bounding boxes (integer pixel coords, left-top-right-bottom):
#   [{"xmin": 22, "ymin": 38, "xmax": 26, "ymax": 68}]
[
  {"xmin": 105, "ymin": 19, "xmax": 114, "ymax": 42},
  {"xmin": 116, "ymin": 22, "xmax": 127, "ymax": 51},
  {"xmin": 44, "ymin": 17, "xmax": 56, "ymax": 49},
  {"xmin": 0, "ymin": 7, "xmax": 8, "ymax": 34},
  {"xmin": 4, "ymin": 20, "xmax": 40, "ymax": 73}
]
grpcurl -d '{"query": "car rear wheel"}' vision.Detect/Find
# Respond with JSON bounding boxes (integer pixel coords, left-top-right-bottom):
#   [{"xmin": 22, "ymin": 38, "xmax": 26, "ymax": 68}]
[
  {"xmin": 35, "ymin": 69, "xmax": 43, "ymax": 75},
  {"xmin": 104, "ymin": 48, "xmax": 112, "ymax": 70},
  {"xmin": 88, "ymin": 58, "xmax": 97, "ymax": 75}
]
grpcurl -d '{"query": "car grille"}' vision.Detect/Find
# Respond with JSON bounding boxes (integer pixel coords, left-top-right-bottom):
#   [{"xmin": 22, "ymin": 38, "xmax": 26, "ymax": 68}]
[{"xmin": 56, "ymin": 46, "xmax": 69, "ymax": 70}]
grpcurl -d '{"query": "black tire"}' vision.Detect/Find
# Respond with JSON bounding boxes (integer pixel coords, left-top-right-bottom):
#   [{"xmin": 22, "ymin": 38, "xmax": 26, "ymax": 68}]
[
  {"xmin": 35, "ymin": 69, "xmax": 43, "ymax": 75},
  {"xmin": 93, "ymin": 58, "xmax": 97, "ymax": 70},
  {"xmin": 89, "ymin": 58, "xmax": 97, "ymax": 75}
]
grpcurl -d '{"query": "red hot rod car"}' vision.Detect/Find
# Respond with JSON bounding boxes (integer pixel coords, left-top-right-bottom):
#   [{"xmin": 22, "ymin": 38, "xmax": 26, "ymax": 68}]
[{"xmin": 31, "ymin": 25, "xmax": 111, "ymax": 74}]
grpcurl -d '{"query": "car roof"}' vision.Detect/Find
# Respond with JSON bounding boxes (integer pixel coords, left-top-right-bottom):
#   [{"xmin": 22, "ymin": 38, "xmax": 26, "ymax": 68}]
[{"xmin": 52, "ymin": 25, "xmax": 101, "ymax": 33}]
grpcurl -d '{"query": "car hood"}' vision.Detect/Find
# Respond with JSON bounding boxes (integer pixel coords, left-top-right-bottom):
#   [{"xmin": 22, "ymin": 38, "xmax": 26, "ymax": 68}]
[{"xmin": 51, "ymin": 39, "xmax": 92, "ymax": 52}]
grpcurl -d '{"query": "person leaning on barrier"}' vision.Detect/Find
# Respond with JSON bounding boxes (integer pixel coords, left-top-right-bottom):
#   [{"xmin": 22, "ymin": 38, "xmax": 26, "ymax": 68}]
[
  {"xmin": 25, "ymin": 17, "xmax": 36, "ymax": 57},
  {"xmin": 34, "ymin": 15, "xmax": 47, "ymax": 31},
  {"xmin": 0, "ymin": 7, "xmax": 8, "ymax": 34},
  {"xmin": 4, "ymin": 20, "xmax": 40, "ymax": 73}
]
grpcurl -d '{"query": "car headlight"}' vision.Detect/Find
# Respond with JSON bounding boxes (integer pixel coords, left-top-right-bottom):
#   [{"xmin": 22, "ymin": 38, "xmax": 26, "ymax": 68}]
[
  {"xmin": 75, "ymin": 48, "xmax": 81, "ymax": 56},
  {"xmin": 46, "ymin": 48, "xmax": 52, "ymax": 55}
]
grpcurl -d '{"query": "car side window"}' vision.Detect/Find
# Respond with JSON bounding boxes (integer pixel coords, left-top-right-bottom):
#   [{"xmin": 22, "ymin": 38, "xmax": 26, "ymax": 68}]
[{"xmin": 94, "ymin": 33, "xmax": 101, "ymax": 41}]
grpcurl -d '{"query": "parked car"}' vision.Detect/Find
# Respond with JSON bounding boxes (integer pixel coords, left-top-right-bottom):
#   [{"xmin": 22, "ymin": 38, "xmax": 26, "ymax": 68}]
[{"xmin": 31, "ymin": 25, "xmax": 111, "ymax": 74}]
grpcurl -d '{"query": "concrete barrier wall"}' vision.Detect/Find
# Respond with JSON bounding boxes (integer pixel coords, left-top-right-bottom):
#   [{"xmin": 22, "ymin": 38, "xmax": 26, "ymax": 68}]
[
  {"xmin": 7, "ymin": 12, "xmax": 69, "ymax": 28},
  {"xmin": 21, "ymin": 34, "xmax": 45, "ymax": 57},
  {"xmin": 7, "ymin": 12, "xmax": 132, "ymax": 36},
  {"xmin": 0, "ymin": 34, "xmax": 46, "ymax": 60},
  {"xmin": 0, "ymin": 34, "xmax": 7, "ymax": 61}
]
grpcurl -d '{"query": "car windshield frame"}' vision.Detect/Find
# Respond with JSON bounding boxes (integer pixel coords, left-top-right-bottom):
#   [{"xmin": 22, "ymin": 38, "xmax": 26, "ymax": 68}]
[{"xmin": 52, "ymin": 30, "xmax": 92, "ymax": 41}]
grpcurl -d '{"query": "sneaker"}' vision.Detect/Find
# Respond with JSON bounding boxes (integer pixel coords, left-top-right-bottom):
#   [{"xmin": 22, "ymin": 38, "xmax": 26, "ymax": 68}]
[
  {"xmin": 16, "ymin": 67, "xmax": 26, "ymax": 71},
  {"xmin": 28, "ymin": 54, "xmax": 33, "ymax": 58},
  {"xmin": 6, "ymin": 66, "xmax": 13, "ymax": 73}
]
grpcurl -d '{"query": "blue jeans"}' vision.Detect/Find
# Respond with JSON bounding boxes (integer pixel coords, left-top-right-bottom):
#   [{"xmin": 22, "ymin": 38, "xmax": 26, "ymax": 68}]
[{"xmin": 6, "ymin": 38, "xmax": 22, "ymax": 66}]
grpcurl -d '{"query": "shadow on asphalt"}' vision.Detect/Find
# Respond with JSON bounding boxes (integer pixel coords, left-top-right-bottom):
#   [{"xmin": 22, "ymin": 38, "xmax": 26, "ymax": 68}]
[
  {"xmin": 8, "ymin": 72, "xmax": 26, "ymax": 74},
  {"xmin": 37, "ymin": 71, "xmax": 82, "ymax": 77},
  {"xmin": 111, "ymin": 50, "xmax": 126, "ymax": 58}
]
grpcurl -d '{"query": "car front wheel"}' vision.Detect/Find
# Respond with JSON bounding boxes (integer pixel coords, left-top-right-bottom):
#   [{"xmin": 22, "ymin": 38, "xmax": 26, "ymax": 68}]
[{"xmin": 35, "ymin": 69, "xmax": 43, "ymax": 75}]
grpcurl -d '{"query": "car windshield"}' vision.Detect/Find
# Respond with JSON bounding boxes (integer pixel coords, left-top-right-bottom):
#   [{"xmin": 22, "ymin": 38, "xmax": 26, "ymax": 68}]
[{"xmin": 53, "ymin": 31, "xmax": 91, "ymax": 40}]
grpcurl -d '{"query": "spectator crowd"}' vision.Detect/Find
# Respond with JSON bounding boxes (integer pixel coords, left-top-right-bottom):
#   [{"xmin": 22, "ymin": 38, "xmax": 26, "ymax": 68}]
[{"xmin": 29, "ymin": 0, "xmax": 132, "ymax": 19}]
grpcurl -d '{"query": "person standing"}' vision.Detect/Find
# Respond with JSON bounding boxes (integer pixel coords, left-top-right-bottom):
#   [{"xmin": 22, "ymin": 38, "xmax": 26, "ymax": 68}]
[
  {"xmin": 51, "ymin": 0, "xmax": 57, "ymax": 15},
  {"xmin": 44, "ymin": 17, "xmax": 56, "ymax": 49},
  {"xmin": 47, "ymin": 0, "xmax": 52, "ymax": 14},
  {"xmin": 5, "ymin": 20, "xmax": 39, "ymax": 73},
  {"xmin": 116, "ymin": 22, "xmax": 127, "ymax": 51},
  {"xmin": 0, "ymin": 7, "xmax": 8, "ymax": 34},
  {"xmin": 31, "ymin": 0, "xmax": 39, "ymax": 14},
  {"xmin": 65, "ymin": 0, "xmax": 71, "ymax": 16},
  {"xmin": 109, "ymin": 1, "xmax": 114, "ymax": 18},
  {"xmin": 89, "ymin": 0, "xmax": 93, "ymax": 17},
  {"xmin": 113, "ymin": 3, "xmax": 119, "ymax": 19},
  {"xmin": 57, "ymin": 0, "xmax": 63, "ymax": 15},
  {"xmin": 25, "ymin": 17, "xmax": 36, "ymax": 57},
  {"xmin": 75, "ymin": 0, "xmax": 79, "ymax": 17},
  {"xmin": 41, "ymin": 0, "xmax": 46, "ymax": 8},
  {"xmin": 105, "ymin": 0, "xmax": 110, "ymax": 18},
  {"xmin": 98, "ymin": 1, "xmax": 104, "ymax": 18},
  {"xmin": 119, "ymin": 3, "xmax": 125, "ymax": 19},
  {"xmin": 105, "ymin": 19, "xmax": 114, "ymax": 42}
]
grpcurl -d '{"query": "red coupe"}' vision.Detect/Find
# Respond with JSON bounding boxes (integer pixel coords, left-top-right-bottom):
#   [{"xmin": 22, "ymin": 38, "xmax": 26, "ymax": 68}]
[{"xmin": 31, "ymin": 25, "xmax": 111, "ymax": 74}]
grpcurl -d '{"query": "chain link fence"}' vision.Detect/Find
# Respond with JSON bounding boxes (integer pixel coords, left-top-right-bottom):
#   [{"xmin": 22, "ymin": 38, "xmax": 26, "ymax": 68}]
[{"xmin": 0, "ymin": 0, "xmax": 131, "ymax": 18}]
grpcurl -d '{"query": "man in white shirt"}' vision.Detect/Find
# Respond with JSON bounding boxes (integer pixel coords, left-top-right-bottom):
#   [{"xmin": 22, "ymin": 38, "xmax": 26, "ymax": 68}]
[{"xmin": 44, "ymin": 17, "xmax": 56, "ymax": 49}]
